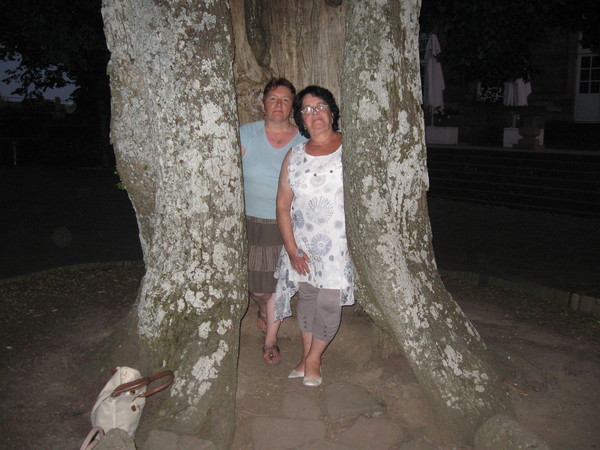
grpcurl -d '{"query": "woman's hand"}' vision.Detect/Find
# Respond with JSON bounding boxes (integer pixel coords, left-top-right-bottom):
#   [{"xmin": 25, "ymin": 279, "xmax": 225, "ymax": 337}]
[{"xmin": 289, "ymin": 248, "xmax": 310, "ymax": 276}]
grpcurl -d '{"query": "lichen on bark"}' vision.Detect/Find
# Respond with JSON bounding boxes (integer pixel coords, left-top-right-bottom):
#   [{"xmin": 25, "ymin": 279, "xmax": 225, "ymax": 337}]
[
  {"xmin": 342, "ymin": 0, "xmax": 512, "ymax": 442},
  {"xmin": 102, "ymin": 0, "xmax": 245, "ymax": 446}
]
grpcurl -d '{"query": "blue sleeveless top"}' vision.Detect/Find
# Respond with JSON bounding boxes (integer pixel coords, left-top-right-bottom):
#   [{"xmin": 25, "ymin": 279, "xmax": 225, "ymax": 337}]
[{"xmin": 241, "ymin": 120, "xmax": 307, "ymax": 219}]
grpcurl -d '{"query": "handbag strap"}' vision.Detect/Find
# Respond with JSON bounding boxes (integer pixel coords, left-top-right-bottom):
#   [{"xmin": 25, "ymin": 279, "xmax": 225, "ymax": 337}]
[
  {"xmin": 111, "ymin": 376, "xmax": 151, "ymax": 397},
  {"xmin": 139, "ymin": 370, "xmax": 175, "ymax": 398},
  {"xmin": 110, "ymin": 370, "xmax": 174, "ymax": 398},
  {"xmin": 79, "ymin": 426, "xmax": 105, "ymax": 450}
]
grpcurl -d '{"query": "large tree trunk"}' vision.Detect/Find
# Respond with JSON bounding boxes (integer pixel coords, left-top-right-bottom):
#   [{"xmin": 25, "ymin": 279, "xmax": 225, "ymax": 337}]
[
  {"xmin": 231, "ymin": 0, "xmax": 346, "ymax": 123},
  {"xmin": 341, "ymin": 0, "xmax": 512, "ymax": 442},
  {"xmin": 102, "ymin": 0, "xmax": 245, "ymax": 447},
  {"xmin": 102, "ymin": 0, "xmax": 513, "ymax": 445}
]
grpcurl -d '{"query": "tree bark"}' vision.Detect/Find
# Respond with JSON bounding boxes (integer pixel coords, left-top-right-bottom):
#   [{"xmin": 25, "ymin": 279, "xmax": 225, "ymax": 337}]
[
  {"xmin": 341, "ymin": 0, "xmax": 513, "ymax": 442},
  {"xmin": 102, "ymin": 0, "xmax": 513, "ymax": 445},
  {"xmin": 102, "ymin": 0, "xmax": 245, "ymax": 447},
  {"xmin": 231, "ymin": 0, "xmax": 346, "ymax": 124}
]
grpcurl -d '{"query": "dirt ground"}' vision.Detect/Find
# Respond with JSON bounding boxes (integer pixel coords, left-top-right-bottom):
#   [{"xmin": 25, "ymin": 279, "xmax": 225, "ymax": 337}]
[{"xmin": 0, "ymin": 264, "xmax": 598, "ymax": 449}]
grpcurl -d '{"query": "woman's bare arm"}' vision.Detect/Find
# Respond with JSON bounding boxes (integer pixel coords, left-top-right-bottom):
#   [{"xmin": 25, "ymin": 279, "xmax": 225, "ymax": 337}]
[{"xmin": 276, "ymin": 150, "xmax": 310, "ymax": 275}]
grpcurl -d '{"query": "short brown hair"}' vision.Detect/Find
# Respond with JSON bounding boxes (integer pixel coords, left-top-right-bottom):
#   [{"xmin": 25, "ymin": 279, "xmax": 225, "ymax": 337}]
[{"xmin": 263, "ymin": 77, "xmax": 297, "ymax": 99}]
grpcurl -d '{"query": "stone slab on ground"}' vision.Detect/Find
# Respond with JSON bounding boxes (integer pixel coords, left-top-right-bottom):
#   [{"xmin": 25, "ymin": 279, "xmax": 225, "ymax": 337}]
[
  {"xmin": 338, "ymin": 416, "xmax": 405, "ymax": 449},
  {"xmin": 141, "ymin": 430, "xmax": 216, "ymax": 450},
  {"xmin": 251, "ymin": 417, "xmax": 326, "ymax": 450},
  {"xmin": 281, "ymin": 392, "xmax": 321, "ymax": 420},
  {"xmin": 391, "ymin": 382, "xmax": 436, "ymax": 430},
  {"xmin": 324, "ymin": 382, "xmax": 385, "ymax": 421},
  {"xmin": 95, "ymin": 428, "xmax": 135, "ymax": 450},
  {"xmin": 474, "ymin": 414, "xmax": 550, "ymax": 450},
  {"xmin": 295, "ymin": 441, "xmax": 353, "ymax": 449},
  {"xmin": 398, "ymin": 438, "xmax": 440, "ymax": 450}
]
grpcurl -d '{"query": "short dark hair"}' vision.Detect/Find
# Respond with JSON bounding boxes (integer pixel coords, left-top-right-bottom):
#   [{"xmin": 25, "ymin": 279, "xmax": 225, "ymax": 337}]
[
  {"xmin": 263, "ymin": 77, "xmax": 296, "ymax": 99},
  {"xmin": 293, "ymin": 85, "xmax": 340, "ymax": 138}
]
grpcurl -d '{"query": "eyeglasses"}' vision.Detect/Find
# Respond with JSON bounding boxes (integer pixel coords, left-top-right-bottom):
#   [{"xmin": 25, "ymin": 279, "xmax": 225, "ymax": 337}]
[{"xmin": 300, "ymin": 103, "xmax": 330, "ymax": 116}]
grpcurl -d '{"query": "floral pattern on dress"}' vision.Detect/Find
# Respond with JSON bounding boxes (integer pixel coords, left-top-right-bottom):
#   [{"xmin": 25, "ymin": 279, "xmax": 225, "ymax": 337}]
[
  {"xmin": 292, "ymin": 210, "xmax": 305, "ymax": 229},
  {"xmin": 305, "ymin": 197, "xmax": 333, "ymax": 224},
  {"xmin": 274, "ymin": 141, "xmax": 355, "ymax": 321},
  {"xmin": 289, "ymin": 149, "xmax": 305, "ymax": 166},
  {"xmin": 310, "ymin": 233, "xmax": 332, "ymax": 256}
]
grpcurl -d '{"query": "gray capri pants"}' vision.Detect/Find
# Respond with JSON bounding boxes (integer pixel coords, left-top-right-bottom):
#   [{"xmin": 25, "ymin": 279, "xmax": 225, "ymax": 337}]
[{"xmin": 297, "ymin": 282, "xmax": 342, "ymax": 342}]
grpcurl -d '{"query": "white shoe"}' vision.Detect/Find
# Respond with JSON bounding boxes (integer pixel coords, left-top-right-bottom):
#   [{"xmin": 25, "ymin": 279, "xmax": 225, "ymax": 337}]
[
  {"xmin": 303, "ymin": 376, "xmax": 322, "ymax": 387},
  {"xmin": 288, "ymin": 369, "xmax": 304, "ymax": 379}
]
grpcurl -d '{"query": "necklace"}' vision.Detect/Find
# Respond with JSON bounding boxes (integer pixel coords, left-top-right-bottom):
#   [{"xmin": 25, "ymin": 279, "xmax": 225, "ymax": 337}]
[
  {"xmin": 270, "ymin": 133, "xmax": 285, "ymax": 145},
  {"xmin": 266, "ymin": 125, "xmax": 292, "ymax": 147}
]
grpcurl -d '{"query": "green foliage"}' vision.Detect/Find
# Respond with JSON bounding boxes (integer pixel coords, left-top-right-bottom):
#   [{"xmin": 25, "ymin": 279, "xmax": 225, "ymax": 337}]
[
  {"xmin": 0, "ymin": 0, "xmax": 109, "ymax": 105},
  {"xmin": 0, "ymin": 0, "xmax": 112, "ymax": 164},
  {"xmin": 420, "ymin": 0, "xmax": 599, "ymax": 84},
  {"xmin": 114, "ymin": 171, "xmax": 126, "ymax": 191}
]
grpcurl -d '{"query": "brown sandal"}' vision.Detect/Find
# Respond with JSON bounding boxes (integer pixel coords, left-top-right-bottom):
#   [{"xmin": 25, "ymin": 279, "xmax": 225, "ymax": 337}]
[{"xmin": 262, "ymin": 344, "xmax": 282, "ymax": 365}]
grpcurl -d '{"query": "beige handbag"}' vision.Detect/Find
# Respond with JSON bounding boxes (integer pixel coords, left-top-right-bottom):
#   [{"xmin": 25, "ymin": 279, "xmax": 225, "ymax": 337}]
[{"xmin": 89, "ymin": 367, "xmax": 174, "ymax": 437}]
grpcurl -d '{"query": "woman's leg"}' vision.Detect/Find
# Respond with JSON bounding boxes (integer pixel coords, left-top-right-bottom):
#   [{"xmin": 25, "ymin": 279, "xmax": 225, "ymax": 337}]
[
  {"xmin": 312, "ymin": 288, "xmax": 342, "ymax": 343},
  {"xmin": 294, "ymin": 285, "xmax": 341, "ymax": 379},
  {"xmin": 264, "ymin": 292, "xmax": 282, "ymax": 360},
  {"xmin": 303, "ymin": 338, "xmax": 329, "ymax": 380},
  {"xmin": 304, "ymin": 288, "xmax": 341, "ymax": 380},
  {"xmin": 294, "ymin": 283, "xmax": 318, "ymax": 373},
  {"xmin": 246, "ymin": 215, "xmax": 282, "ymax": 336},
  {"xmin": 253, "ymin": 291, "xmax": 282, "ymax": 364},
  {"xmin": 250, "ymin": 291, "xmax": 269, "ymax": 333}
]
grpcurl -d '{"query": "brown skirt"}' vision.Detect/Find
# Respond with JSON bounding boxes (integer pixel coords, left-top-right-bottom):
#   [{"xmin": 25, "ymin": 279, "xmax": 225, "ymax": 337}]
[{"xmin": 246, "ymin": 216, "xmax": 283, "ymax": 293}]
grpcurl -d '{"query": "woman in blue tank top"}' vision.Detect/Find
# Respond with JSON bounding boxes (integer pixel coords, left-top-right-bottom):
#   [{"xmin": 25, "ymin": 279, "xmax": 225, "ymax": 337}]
[{"xmin": 240, "ymin": 78, "xmax": 307, "ymax": 365}]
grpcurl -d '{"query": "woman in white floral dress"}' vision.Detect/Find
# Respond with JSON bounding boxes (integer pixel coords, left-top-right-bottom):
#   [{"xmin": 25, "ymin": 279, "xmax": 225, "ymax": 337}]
[{"xmin": 275, "ymin": 86, "xmax": 354, "ymax": 387}]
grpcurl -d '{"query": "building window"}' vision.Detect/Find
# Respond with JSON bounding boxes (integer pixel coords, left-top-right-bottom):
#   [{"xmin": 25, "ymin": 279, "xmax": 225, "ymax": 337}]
[{"xmin": 579, "ymin": 55, "xmax": 599, "ymax": 94}]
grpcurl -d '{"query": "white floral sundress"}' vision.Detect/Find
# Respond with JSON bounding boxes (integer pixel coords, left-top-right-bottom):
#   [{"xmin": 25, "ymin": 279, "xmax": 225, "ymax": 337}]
[{"xmin": 274, "ymin": 141, "xmax": 355, "ymax": 321}]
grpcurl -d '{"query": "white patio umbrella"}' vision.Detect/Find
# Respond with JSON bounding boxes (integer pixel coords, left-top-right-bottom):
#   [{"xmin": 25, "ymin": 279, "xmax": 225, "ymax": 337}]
[
  {"xmin": 503, "ymin": 78, "xmax": 531, "ymax": 106},
  {"xmin": 424, "ymin": 33, "xmax": 445, "ymax": 123}
]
